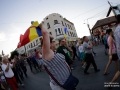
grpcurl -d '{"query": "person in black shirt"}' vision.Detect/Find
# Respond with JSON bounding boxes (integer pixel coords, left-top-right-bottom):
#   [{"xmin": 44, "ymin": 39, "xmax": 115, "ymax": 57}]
[
  {"xmin": 10, "ymin": 57, "xmax": 24, "ymax": 86},
  {"xmin": 57, "ymin": 38, "xmax": 73, "ymax": 67},
  {"xmin": 19, "ymin": 55, "xmax": 27, "ymax": 78},
  {"xmin": 71, "ymin": 44, "xmax": 79, "ymax": 60}
]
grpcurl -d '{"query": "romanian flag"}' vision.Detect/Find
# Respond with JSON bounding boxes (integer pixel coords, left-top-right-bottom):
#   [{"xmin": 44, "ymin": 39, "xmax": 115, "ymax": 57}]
[{"xmin": 21, "ymin": 21, "xmax": 42, "ymax": 46}]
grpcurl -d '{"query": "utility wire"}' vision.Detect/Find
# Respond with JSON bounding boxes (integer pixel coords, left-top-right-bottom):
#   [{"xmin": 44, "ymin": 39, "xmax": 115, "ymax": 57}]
[{"xmin": 70, "ymin": 4, "xmax": 107, "ymax": 20}]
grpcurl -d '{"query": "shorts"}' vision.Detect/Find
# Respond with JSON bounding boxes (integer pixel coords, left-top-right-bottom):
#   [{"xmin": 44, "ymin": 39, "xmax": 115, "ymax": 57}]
[
  {"xmin": 105, "ymin": 44, "xmax": 109, "ymax": 49},
  {"xmin": 79, "ymin": 52, "xmax": 84, "ymax": 60},
  {"xmin": 112, "ymin": 54, "xmax": 118, "ymax": 61}
]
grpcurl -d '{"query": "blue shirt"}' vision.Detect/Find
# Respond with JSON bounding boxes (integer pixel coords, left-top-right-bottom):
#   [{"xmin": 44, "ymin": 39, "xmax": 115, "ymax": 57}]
[
  {"xmin": 103, "ymin": 35, "xmax": 108, "ymax": 45},
  {"xmin": 114, "ymin": 24, "xmax": 120, "ymax": 60},
  {"xmin": 30, "ymin": 56, "xmax": 36, "ymax": 61}
]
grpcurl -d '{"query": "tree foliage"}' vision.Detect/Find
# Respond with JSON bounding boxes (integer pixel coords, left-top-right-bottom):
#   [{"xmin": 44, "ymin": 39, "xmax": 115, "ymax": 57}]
[{"xmin": 10, "ymin": 50, "xmax": 19, "ymax": 59}]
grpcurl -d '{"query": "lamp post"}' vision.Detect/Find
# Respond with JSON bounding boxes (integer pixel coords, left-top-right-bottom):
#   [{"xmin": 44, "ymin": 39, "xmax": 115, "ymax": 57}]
[{"xmin": 84, "ymin": 23, "xmax": 92, "ymax": 36}]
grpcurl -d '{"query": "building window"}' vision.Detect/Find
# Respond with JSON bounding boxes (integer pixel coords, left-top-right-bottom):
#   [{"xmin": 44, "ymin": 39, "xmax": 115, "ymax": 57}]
[
  {"xmin": 71, "ymin": 32, "xmax": 73, "ymax": 37},
  {"xmin": 61, "ymin": 21, "xmax": 64, "ymax": 26},
  {"xmin": 55, "ymin": 29, "xmax": 57, "ymax": 36},
  {"xmin": 60, "ymin": 16, "xmax": 61, "ymax": 18},
  {"xmin": 49, "ymin": 32, "xmax": 52, "ymax": 35},
  {"xmin": 65, "ymin": 23, "xmax": 67, "ymax": 27},
  {"xmin": 61, "ymin": 28, "xmax": 63, "ymax": 34},
  {"xmin": 70, "ymin": 32, "xmax": 72, "ymax": 37},
  {"xmin": 67, "ymin": 31, "xmax": 70, "ymax": 36},
  {"xmin": 70, "ymin": 26, "xmax": 72, "ymax": 30},
  {"xmin": 31, "ymin": 43, "xmax": 33, "ymax": 48},
  {"xmin": 54, "ymin": 20, "xmax": 58, "ymax": 24},
  {"xmin": 46, "ymin": 17, "xmax": 48, "ymax": 20},
  {"xmin": 71, "ymin": 26, "xmax": 72, "ymax": 30},
  {"xmin": 58, "ymin": 28, "xmax": 61, "ymax": 34},
  {"xmin": 33, "ymin": 42, "xmax": 35, "ymax": 46},
  {"xmin": 74, "ymin": 33, "xmax": 76, "ymax": 37},
  {"xmin": 47, "ymin": 23, "xmax": 50, "ymax": 29},
  {"xmin": 36, "ymin": 40, "xmax": 38, "ymax": 44},
  {"xmin": 73, "ymin": 33, "xmax": 75, "ymax": 37}
]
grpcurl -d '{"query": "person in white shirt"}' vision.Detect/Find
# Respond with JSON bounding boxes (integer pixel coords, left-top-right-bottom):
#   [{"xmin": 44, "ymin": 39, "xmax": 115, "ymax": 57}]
[
  {"xmin": 78, "ymin": 41, "xmax": 85, "ymax": 65},
  {"xmin": 1, "ymin": 56, "xmax": 18, "ymax": 90},
  {"xmin": 0, "ymin": 67, "xmax": 6, "ymax": 83}
]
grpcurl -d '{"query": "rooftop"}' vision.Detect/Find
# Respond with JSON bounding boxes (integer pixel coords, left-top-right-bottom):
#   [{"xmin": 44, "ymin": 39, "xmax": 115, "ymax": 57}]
[{"xmin": 92, "ymin": 16, "xmax": 117, "ymax": 30}]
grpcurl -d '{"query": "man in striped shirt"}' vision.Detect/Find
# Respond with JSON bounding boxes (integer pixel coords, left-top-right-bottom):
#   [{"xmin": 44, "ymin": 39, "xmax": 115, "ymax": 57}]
[{"xmin": 39, "ymin": 23, "xmax": 71, "ymax": 90}]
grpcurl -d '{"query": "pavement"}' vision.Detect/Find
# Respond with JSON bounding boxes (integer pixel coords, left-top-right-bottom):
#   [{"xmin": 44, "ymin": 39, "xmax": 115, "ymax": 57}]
[{"xmin": 19, "ymin": 44, "xmax": 120, "ymax": 90}]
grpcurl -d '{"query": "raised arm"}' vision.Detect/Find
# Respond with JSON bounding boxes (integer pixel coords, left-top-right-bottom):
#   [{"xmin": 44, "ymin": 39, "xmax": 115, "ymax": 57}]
[
  {"xmin": 39, "ymin": 23, "xmax": 54, "ymax": 60},
  {"xmin": 5, "ymin": 63, "xmax": 10, "ymax": 72}
]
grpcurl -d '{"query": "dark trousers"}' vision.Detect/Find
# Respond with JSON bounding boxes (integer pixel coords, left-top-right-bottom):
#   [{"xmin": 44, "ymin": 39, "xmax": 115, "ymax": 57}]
[
  {"xmin": 84, "ymin": 53, "xmax": 98, "ymax": 72},
  {"xmin": 73, "ymin": 52, "xmax": 79, "ymax": 60},
  {"xmin": 17, "ymin": 68, "xmax": 24, "ymax": 81},
  {"xmin": 14, "ymin": 71, "xmax": 22, "ymax": 84},
  {"xmin": 21, "ymin": 66, "xmax": 27, "ymax": 77},
  {"xmin": 28, "ymin": 62, "xmax": 32, "ymax": 71},
  {"xmin": 32, "ymin": 60, "xmax": 39, "ymax": 70}
]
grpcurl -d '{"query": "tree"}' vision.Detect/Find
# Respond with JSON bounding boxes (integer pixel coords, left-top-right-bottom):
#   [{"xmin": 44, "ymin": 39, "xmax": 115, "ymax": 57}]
[{"xmin": 10, "ymin": 50, "xmax": 19, "ymax": 59}]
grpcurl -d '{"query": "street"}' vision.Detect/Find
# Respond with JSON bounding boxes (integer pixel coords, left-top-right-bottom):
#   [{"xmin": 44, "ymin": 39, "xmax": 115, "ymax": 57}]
[{"xmin": 19, "ymin": 45, "xmax": 120, "ymax": 90}]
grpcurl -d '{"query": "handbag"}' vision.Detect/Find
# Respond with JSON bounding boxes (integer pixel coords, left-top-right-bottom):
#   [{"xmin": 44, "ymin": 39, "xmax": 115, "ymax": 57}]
[{"xmin": 44, "ymin": 63, "xmax": 79, "ymax": 90}]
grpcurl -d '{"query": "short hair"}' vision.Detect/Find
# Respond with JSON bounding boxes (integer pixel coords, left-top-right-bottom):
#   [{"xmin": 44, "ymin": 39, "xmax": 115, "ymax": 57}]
[
  {"xmin": 41, "ymin": 36, "xmax": 54, "ymax": 46},
  {"xmin": 83, "ymin": 36, "xmax": 86, "ymax": 41},
  {"xmin": 2, "ymin": 56, "xmax": 8, "ymax": 62},
  {"xmin": 59, "ymin": 38, "xmax": 64, "ymax": 44},
  {"xmin": 106, "ymin": 29, "xmax": 112, "ymax": 35}
]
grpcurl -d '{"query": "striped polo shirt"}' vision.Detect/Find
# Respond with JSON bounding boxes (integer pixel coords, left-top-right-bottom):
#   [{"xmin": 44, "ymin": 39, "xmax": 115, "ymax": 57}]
[{"xmin": 42, "ymin": 53, "xmax": 71, "ymax": 85}]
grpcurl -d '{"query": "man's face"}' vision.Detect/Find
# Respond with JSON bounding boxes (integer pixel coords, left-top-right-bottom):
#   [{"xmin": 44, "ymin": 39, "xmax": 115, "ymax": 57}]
[
  {"xmin": 60, "ymin": 39, "xmax": 66, "ymax": 46},
  {"xmin": 85, "ymin": 37, "xmax": 89, "ymax": 42},
  {"xmin": 3, "ymin": 58, "xmax": 9, "ymax": 64}
]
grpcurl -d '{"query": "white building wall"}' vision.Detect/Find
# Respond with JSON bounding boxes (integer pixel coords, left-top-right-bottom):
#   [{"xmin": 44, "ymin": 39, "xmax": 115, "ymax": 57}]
[{"xmin": 43, "ymin": 13, "xmax": 78, "ymax": 43}]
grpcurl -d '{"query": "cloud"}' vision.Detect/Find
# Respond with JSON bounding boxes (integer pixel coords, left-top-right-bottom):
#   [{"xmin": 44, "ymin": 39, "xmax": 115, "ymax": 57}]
[{"xmin": 0, "ymin": 32, "xmax": 7, "ymax": 41}]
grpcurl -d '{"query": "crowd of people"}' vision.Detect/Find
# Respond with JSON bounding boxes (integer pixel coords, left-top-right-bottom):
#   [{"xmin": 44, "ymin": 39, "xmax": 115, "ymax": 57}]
[
  {"xmin": 0, "ymin": 21, "xmax": 120, "ymax": 90},
  {"xmin": 0, "ymin": 49, "xmax": 43, "ymax": 90}
]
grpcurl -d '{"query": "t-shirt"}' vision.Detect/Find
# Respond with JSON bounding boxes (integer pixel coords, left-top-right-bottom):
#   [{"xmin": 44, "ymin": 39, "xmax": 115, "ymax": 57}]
[
  {"xmin": 1, "ymin": 63, "xmax": 14, "ymax": 78},
  {"xmin": 103, "ymin": 35, "xmax": 108, "ymax": 45},
  {"xmin": 35, "ymin": 51, "xmax": 40, "ymax": 59},
  {"xmin": 114, "ymin": 24, "xmax": 120, "ymax": 60},
  {"xmin": 79, "ymin": 45, "xmax": 84, "ymax": 53},
  {"xmin": 71, "ymin": 45, "xmax": 76, "ymax": 53},
  {"xmin": 57, "ymin": 46, "xmax": 72, "ymax": 64},
  {"xmin": 30, "ymin": 56, "xmax": 36, "ymax": 61},
  {"xmin": 20, "ymin": 59, "xmax": 25, "ymax": 68},
  {"xmin": 83, "ymin": 41, "xmax": 92, "ymax": 54},
  {"xmin": 0, "ymin": 71, "xmax": 5, "ymax": 79}
]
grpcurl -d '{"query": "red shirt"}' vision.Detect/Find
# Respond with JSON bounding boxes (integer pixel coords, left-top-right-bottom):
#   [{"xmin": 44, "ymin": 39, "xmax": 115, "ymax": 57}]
[{"xmin": 35, "ymin": 51, "xmax": 40, "ymax": 59}]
